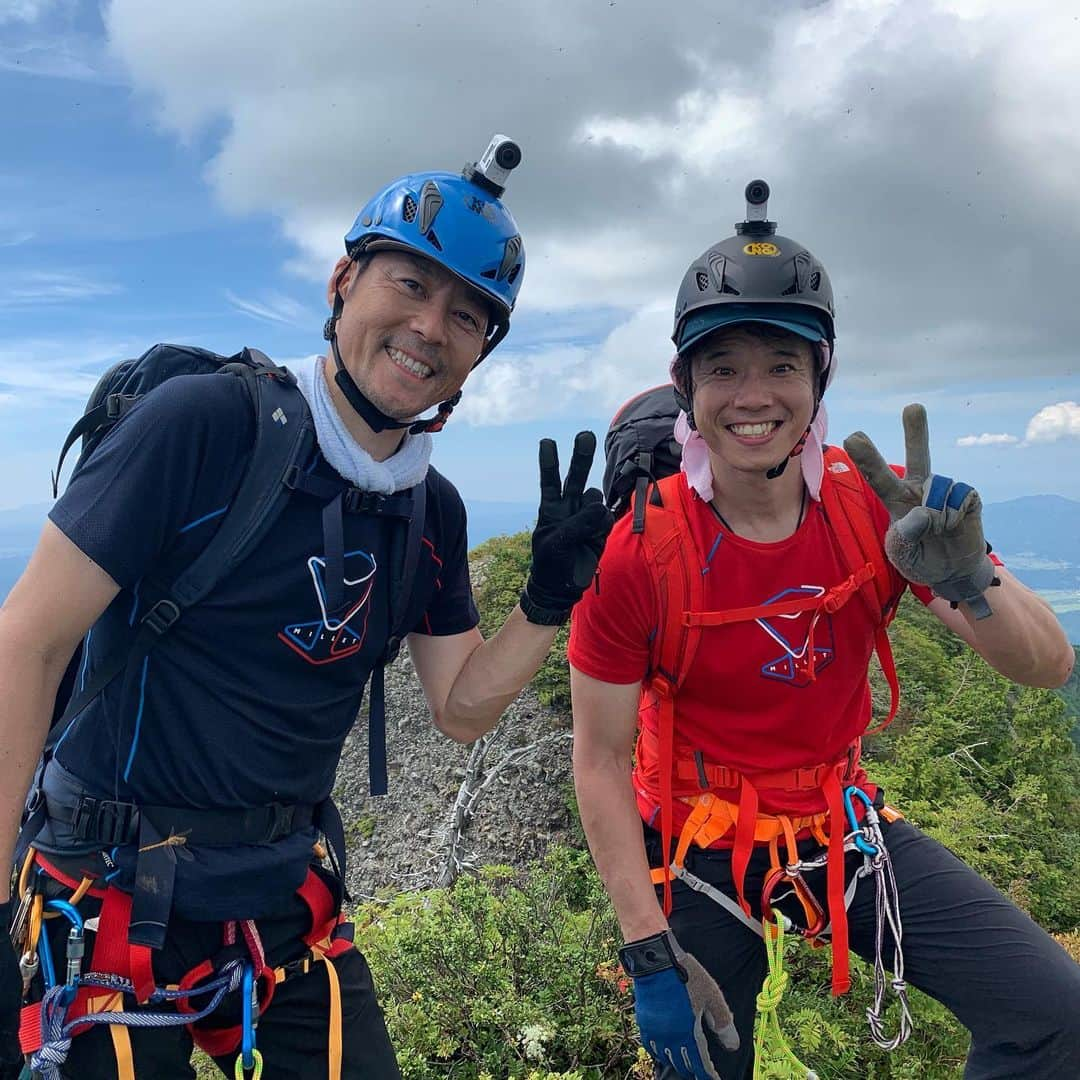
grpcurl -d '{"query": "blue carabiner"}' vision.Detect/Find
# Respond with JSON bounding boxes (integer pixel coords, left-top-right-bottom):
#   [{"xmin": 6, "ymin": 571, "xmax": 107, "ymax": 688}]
[
  {"xmin": 44, "ymin": 899, "xmax": 84, "ymax": 933},
  {"xmin": 241, "ymin": 962, "xmax": 257, "ymax": 1069},
  {"xmin": 843, "ymin": 785, "xmax": 879, "ymax": 856}
]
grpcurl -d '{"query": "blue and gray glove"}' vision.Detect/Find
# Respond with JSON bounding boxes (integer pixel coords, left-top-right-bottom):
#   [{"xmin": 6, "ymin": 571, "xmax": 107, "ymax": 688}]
[
  {"xmin": 845, "ymin": 404, "xmax": 998, "ymax": 619},
  {"xmin": 619, "ymin": 930, "xmax": 739, "ymax": 1080},
  {"xmin": 0, "ymin": 901, "xmax": 24, "ymax": 1080}
]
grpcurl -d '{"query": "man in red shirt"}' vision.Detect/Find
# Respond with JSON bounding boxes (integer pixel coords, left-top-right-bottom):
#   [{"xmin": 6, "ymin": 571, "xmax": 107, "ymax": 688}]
[{"xmin": 568, "ymin": 185, "xmax": 1078, "ymax": 1079}]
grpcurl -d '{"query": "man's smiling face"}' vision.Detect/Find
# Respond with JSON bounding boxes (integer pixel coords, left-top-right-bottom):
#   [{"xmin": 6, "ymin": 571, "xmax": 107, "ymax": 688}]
[
  {"xmin": 328, "ymin": 249, "xmax": 491, "ymax": 421},
  {"xmin": 686, "ymin": 324, "xmax": 817, "ymax": 476}
]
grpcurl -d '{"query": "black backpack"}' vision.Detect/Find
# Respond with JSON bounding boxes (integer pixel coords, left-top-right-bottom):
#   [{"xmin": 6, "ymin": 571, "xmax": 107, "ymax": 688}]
[
  {"xmin": 603, "ymin": 383, "xmax": 683, "ymax": 532},
  {"xmin": 23, "ymin": 344, "xmax": 422, "ymax": 864}
]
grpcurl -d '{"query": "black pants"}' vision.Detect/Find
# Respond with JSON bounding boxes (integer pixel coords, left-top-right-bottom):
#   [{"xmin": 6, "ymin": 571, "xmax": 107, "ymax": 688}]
[
  {"xmin": 648, "ymin": 819, "xmax": 1080, "ymax": 1079},
  {"xmin": 36, "ymin": 877, "xmax": 402, "ymax": 1079}
]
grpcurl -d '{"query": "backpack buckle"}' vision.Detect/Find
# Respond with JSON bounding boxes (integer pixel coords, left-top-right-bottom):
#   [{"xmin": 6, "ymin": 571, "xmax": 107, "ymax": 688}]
[
  {"xmin": 383, "ymin": 635, "xmax": 402, "ymax": 665},
  {"xmin": 142, "ymin": 599, "xmax": 181, "ymax": 636},
  {"xmin": 344, "ymin": 489, "xmax": 384, "ymax": 514},
  {"xmin": 105, "ymin": 394, "xmax": 134, "ymax": 420}
]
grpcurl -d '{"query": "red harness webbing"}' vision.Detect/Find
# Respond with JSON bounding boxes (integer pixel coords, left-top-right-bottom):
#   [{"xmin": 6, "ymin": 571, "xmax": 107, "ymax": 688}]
[{"xmin": 637, "ymin": 452, "xmax": 901, "ymax": 996}]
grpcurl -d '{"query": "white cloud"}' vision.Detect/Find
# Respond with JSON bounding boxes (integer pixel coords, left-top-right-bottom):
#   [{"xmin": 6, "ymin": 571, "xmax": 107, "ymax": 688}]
[
  {"xmin": 0, "ymin": 271, "xmax": 122, "ymax": 305},
  {"xmin": 101, "ymin": 0, "xmax": 1080, "ymax": 390},
  {"xmin": 0, "ymin": 0, "xmax": 56, "ymax": 24},
  {"xmin": 0, "ymin": 338, "xmax": 131, "ymax": 403},
  {"xmin": 1024, "ymin": 401, "xmax": 1080, "ymax": 444},
  {"xmin": 457, "ymin": 300, "xmax": 672, "ymax": 427},
  {"xmin": 224, "ymin": 290, "xmax": 316, "ymax": 328},
  {"xmin": 956, "ymin": 432, "xmax": 1019, "ymax": 447}
]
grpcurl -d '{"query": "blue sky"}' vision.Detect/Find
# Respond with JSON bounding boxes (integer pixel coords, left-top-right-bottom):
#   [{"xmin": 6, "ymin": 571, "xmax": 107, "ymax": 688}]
[{"xmin": 2, "ymin": 0, "xmax": 1079, "ymax": 515}]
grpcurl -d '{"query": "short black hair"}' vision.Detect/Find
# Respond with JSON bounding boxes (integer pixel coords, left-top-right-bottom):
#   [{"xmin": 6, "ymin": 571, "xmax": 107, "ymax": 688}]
[{"xmin": 673, "ymin": 321, "xmax": 817, "ymax": 390}]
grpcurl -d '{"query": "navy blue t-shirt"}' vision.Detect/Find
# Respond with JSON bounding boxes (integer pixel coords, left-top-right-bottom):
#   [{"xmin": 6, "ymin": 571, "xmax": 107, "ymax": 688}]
[{"xmin": 43, "ymin": 373, "xmax": 478, "ymax": 917}]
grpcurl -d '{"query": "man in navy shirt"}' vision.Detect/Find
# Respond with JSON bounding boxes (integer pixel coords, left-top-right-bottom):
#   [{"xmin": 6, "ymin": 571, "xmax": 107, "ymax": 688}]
[{"xmin": 0, "ymin": 139, "xmax": 613, "ymax": 1077}]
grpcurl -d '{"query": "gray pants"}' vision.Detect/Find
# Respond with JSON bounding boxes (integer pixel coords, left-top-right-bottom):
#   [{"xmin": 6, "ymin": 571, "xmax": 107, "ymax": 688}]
[{"xmin": 647, "ymin": 818, "xmax": 1080, "ymax": 1079}]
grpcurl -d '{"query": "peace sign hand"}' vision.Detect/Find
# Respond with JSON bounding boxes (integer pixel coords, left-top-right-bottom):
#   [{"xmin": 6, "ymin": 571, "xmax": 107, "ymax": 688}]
[
  {"xmin": 521, "ymin": 432, "xmax": 615, "ymax": 626},
  {"xmin": 844, "ymin": 404, "xmax": 997, "ymax": 619}
]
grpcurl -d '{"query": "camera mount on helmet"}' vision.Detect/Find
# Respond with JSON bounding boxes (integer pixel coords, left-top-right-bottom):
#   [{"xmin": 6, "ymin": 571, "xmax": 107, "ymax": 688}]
[
  {"xmin": 463, "ymin": 134, "xmax": 522, "ymax": 198},
  {"xmin": 736, "ymin": 179, "xmax": 777, "ymax": 238}
]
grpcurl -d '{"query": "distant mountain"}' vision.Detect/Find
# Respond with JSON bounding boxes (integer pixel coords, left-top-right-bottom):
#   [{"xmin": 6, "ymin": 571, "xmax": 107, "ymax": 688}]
[
  {"xmin": 982, "ymin": 495, "xmax": 1079, "ymax": 568},
  {"xmin": 0, "ymin": 494, "xmax": 1075, "ymax": 642},
  {"xmin": 982, "ymin": 495, "xmax": 1079, "ymax": 642}
]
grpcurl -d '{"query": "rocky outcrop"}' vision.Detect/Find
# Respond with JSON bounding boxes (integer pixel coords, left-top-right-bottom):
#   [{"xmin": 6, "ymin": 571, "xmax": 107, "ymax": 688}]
[{"xmin": 334, "ymin": 645, "xmax": 578, "ymax": 899}]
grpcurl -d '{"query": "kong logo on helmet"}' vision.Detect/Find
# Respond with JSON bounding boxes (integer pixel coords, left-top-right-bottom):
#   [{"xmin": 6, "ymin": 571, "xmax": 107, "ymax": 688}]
[{"xmin": 743, "ymin": 241, "xmax": 781, "ymax": 257}]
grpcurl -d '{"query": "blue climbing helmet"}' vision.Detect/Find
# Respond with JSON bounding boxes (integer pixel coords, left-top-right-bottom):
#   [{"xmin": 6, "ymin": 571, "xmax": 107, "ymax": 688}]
[{"xmin": 343, "ymin": 135, "xmax": 525, "ymax": 358}]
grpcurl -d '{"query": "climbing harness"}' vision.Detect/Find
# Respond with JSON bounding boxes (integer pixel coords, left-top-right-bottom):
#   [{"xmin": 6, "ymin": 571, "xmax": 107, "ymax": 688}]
[
  {"xmin": 658, "ymin": 784, "xmax": 913, "ymax": 1068},
  {"xmin": 13, "ymin": 848, "xmax": 353, "ymax": 1079}
]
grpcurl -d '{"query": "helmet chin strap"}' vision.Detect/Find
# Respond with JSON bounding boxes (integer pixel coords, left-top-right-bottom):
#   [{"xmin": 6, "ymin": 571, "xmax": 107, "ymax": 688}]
[{"xmin": 324, "ymin": 278, "xmax": 463, "ymax": 436}]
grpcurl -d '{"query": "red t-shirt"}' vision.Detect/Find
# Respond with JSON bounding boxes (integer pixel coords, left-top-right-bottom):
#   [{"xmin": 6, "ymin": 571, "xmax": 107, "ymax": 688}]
[{"xmin": 568, "ymin": 470, "xmax": 929, "ymax": 831}]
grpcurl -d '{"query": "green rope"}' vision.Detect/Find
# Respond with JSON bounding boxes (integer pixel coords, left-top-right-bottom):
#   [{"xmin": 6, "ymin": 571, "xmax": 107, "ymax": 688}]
[
  {"xmin": 234, "ymin": 1049, "xmax": 264, "ymax": 1079},
  {"xmin": 752, "ymin": 918, "xmax": 819, "ymax": 1080}
]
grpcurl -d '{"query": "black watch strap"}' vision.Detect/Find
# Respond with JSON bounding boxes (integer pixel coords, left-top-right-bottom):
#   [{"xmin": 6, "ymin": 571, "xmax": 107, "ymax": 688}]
[
  {"xmin": 519, "ymin": 587, "xmax": 571, "ymax": 627},
  {"xmin": 618, "ymin": 931, "xmax": 679, "ymax": 978}
]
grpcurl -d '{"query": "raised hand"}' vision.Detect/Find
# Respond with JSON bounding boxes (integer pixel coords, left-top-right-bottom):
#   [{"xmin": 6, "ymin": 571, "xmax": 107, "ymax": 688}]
[
  {"xmin": 520, "ymin": 432, "xmax": 615, "ymax": 626},
  {"xmin": 844, "ymin": 404, "xmax": 997, "ymax": 618}
]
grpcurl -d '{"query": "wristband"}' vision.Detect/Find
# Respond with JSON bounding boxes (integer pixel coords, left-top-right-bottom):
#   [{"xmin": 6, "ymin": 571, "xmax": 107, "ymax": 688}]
[
  {"xmin": 519, "ymin": 586, "xmax": 571, "ymax": 627},
  {"xmin": 618, "ymin": 930, "xmax": 685, "ymax": 979}
]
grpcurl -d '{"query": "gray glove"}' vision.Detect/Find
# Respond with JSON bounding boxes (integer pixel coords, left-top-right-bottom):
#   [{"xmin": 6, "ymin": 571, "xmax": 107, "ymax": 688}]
[{"xmin": 845, "ymin": 404, "xmax": 997, "ymax": 619}]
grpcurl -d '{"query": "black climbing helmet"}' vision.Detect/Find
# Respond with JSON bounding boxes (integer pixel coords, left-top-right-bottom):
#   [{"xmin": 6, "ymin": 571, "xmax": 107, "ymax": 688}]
[{"xmin": 672, "ymin": 179, "xmax": 835, "ymax": 359}]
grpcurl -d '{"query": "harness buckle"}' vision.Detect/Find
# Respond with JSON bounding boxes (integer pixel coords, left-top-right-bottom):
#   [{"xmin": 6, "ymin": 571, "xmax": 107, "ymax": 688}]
[
  {"xmin": 264, "ymin": 803, "xmax": 295, "ymax": 843},
  {"xmin": 71, "ymin": 796, "xmax": 136, "ymax": 846}
]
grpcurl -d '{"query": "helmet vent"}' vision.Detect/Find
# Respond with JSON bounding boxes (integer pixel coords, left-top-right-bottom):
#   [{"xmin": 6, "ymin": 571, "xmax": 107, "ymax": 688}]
[
  {"xmin": 497, "ymin": 235, "xmax": 523, "ymax": 281},
  {"xmin": 809, "ymin": 271, "xmax": 821, "ymax": 290},
  {"xmin": 403, "ymin": 195, "xmax": 418, "ymax": 223},
  {"xmin": 426, "ymin": 229, "xmax": 443, "ymax": 251},
  {"xmin": 480, "ymin": 268, "xmax": 498, "ymax": 279},
  {"xmin": 696, "ymin": 271, "xmax": 710, "ymax": 292},
  {"xmin": 417, "ymin": 180, "xmax": 444, "ymax": 234},
  {"xmin": 781, "ymin": 282, "xmax": 799, "ymax": 296},
  {"xmin": 506, "ymin": 263, "xmax": 520, "ymax": 285},
  {"xmin": 720, "ymin": 283, "xmax": 740, "ymax": 295}
]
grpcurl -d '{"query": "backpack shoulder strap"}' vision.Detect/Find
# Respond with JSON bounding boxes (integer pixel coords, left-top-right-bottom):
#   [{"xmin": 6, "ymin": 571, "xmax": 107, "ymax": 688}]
[
  {"xmin": 638, "ymin": 472, "xmax": 706, "ymax": 914},
  {"xmin": 169, "ymin": 356, "xmax": 314, "ymax": 608},
  {"xmin": 819, "ymin": 444, "xmax": 901, "ymax": 734},
  {"xmin": 818, "ymin": 445, "xmax": 896, "ymax": 622},
  {"xmin": 50, "ymin": 357, "xmax": 314, "ymax": 737}
]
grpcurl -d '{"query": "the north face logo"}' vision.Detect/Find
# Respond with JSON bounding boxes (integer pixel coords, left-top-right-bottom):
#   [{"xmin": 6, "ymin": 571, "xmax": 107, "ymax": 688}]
[{"xmin": 828, "ymin": 461, "xmax": 850, "ymax": 473}]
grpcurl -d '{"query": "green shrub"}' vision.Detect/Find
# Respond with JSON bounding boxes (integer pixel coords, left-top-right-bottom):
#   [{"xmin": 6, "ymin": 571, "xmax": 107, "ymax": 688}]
[{"xmin": 354, "ymin": 848, "xmax": 640, "ymax": 1079}]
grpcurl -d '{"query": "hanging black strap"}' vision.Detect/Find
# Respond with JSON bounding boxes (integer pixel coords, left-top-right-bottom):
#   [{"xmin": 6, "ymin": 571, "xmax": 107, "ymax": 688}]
[
  {"xmin": 366, "ymin": 479, "xmax": 427, "ymax": 797},
  {"xmin": 51, "ymin": 394, "xmax": 139, "ymax": 497}
]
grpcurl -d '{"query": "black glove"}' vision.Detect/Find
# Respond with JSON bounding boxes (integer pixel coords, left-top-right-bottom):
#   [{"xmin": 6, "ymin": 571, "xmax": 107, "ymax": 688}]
[
  {"xmin": 520, "ymin": 432, "xmax": 615, "ymax": 626},
  {"xmin": 0, "ymin": 901, "xmax": 24, "ymax": 1080}
]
